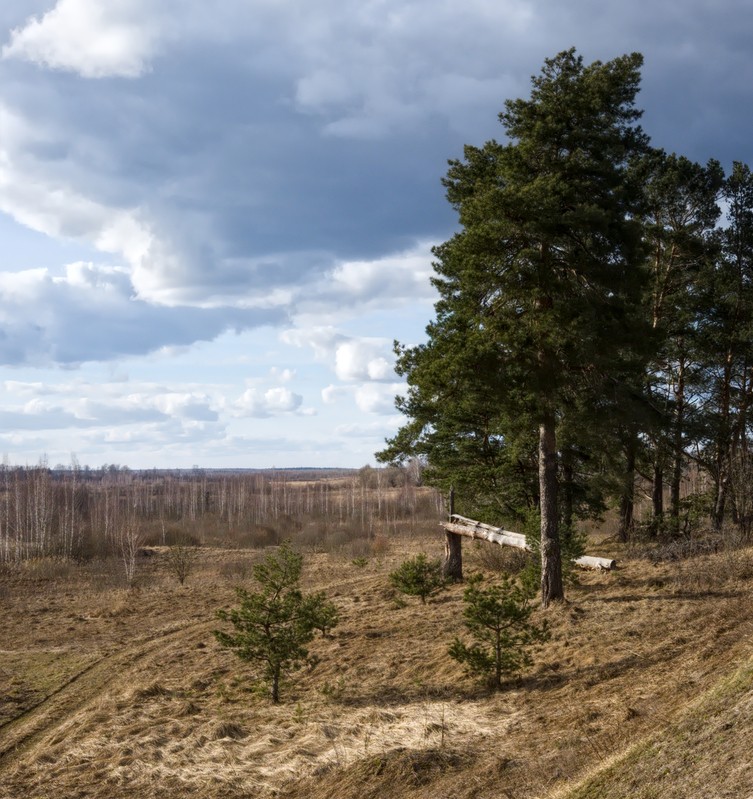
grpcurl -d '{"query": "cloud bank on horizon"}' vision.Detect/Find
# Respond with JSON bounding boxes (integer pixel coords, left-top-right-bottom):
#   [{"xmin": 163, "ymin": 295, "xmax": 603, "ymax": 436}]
[{"xmin": 0, "ymin": 0, "xmax": 750, "ymax": 468}]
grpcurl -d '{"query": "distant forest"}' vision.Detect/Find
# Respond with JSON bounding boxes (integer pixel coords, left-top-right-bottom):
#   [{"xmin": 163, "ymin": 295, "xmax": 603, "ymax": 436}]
[{"xmin": 0, "ymin": 461, "xmax": 437, "ymax": 565}]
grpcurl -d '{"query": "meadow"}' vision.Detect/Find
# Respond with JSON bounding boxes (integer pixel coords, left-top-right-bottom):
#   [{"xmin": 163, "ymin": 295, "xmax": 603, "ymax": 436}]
[{"xmin": 2, "ymin": 468, "xmax": 753, "ymax": 798}]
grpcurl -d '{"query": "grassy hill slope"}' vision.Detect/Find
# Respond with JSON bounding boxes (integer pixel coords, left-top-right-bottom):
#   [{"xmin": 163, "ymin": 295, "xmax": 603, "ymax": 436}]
[
  {"xmin": 555, "ymin": 658, "xmax": 753, "ymax": 799},
  {"xmin": 2, "ymin": 532, "xmax": 753, "ymax": 798}
]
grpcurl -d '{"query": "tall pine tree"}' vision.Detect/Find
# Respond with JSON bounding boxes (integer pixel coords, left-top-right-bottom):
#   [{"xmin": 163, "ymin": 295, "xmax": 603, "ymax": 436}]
[
  {"xmin": 380, "ymin": 50, "xmax": 651, "ymax": 606},
  {"xmin": 701, "ymin": 162, "xmax": 753, "ymax": 530},
  {"xmin": 637, "ymin": 151, "xmax": 723, "ymax": 535}
]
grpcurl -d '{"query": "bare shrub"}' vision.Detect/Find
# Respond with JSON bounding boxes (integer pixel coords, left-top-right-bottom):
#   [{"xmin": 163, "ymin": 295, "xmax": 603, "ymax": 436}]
[
  {"xmin": 165, "ymin": 542, "xmax": 200, "ymax": 585},
  {"xmin": 326, "ymin": 527, "xmax": 359, "ymax": 552},
  {"xmin": 294, "ymin": 523, "xmax": 371, "ymax": 556},
  {"xmin": 234, "ymin": 525, "xmax": 280, "ymax": 549},
  {"xmin": 296, "ymin": 521, "xmax": 328, "ymax": 552},
  {"xmin": 64, "ymin": 525, "xmax": 109, "ymax": 563},
  {"xmin": 473, "ymin": 541, "xmax": 532, "ymax": 575},
  {"xmin": 347, "ymin": 537, "xmax": 373, "ymax": 559},
  {"xmin": 118, "ymin": 519, "xmax": 144, "ymax": 588},
  {"xmin": 277, "ymin": 514, "xmax": 303, "ymax": 539},
  {"xmin": 667, "ymin": 541, "xmax": 753, "ymax": 594},
  {"xmin": 297, "ymin": 523, "xmax": 388, "ymax": 561},
  {"xmin": 22, "ymin": 557, "xmax": 76, "ymax": 582},
  {"xmin": 218, "ymin": 557, "xmax": 253, "ymax": 583},
  {"xmin": 371, "ymin": 534, "xmax": 390, "ymax": 557},
  {"xmin": 141, "ymin": 522, "xmax": 202, "ymax": 547}
]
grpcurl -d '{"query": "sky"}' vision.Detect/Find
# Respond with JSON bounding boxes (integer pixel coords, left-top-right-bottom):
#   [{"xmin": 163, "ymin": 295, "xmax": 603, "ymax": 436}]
[{"xmin": 0, "ymin": 0, "xmax": 751, "ymax": 469}]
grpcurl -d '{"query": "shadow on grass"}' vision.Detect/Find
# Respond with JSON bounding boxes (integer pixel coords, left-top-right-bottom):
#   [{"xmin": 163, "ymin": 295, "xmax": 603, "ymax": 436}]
[{"xmin": 586, "ymin": 589, "xmax": 744, "ymax": 603}]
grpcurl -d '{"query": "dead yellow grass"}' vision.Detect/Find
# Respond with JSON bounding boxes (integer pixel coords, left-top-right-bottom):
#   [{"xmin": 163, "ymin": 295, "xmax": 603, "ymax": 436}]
[
  {"xmin": 1, "ymin": 537, "xmax": 753, "ymax": 798},
  {"xmin": 552, "ymin": 657, "xmax": 753, "ymax": 799}
]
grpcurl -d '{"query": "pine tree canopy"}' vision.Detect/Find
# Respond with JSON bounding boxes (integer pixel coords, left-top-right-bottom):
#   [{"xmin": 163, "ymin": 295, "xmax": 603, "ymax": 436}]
[{"xmin": 380, "ymin": 49, "xmax": 657, "ymax": 604}]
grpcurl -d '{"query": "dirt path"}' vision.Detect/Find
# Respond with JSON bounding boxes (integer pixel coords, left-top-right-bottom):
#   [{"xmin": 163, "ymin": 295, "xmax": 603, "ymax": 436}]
[{"xmin": 0, "ymin": 619, "xmax": 212, "ymax": 771}]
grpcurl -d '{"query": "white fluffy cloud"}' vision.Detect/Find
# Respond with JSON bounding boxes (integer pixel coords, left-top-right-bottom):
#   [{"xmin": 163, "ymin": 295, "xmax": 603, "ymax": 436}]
[
  {"xmin": 234, "ymin": 386, "xmax": 303, "ymax": 418},
  {"xmin": 334, "ymin": 340, "xmax": 395, "ymax": 382},
  {"xmin": 329, "ymin": 244, "xmax": 434, "ymax": 300},
  {"xmin": 0, "ymin": 387, "xmax": 219, "ymax": 432},
  {"xmin": 269, "ymin": 367, "xmax": 296, "ymax": 383},
  {"xmin": 3, "ymin": 0, "xmax": 159, "ymax": 78},
  {"xmin": 294, "ymin": 241, "xmax": 437, "ymax": 321},
  {"xmin": 151, "ymin": 393, "xmax": 218, "ymax": 421},
  {"xmin": 283, "ymin": 326, "xmax": 404, "ymax": 416},
  {"xmin": 354, "ymin": 383, "xmax": 405, "ymax": 415},
  {"xmin": 321, "ymin": 384, "xmax": 349, "ymax": 405},
  {"xmin": 283, "ymin": 325, "xmax": 397, "ymax": 379},
  {"xmin": 279, "ymin": 327, "xmax": 340, "ymax": 360}
]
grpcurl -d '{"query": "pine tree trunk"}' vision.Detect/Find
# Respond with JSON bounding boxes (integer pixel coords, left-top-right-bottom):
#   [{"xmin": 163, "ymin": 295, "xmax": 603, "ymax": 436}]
[
  {"xmin": 651, "ymin": 464, "xmax": 664, "ymax": 536},
  {"xmin": 618, "ymin": 435, "xmax": 636, "ymax": 542},
  {"xmin": 669, "ymin": 463, "xmax": 682, "ymax": 532},
  {"xmin": 271, "ymin": 666, "xmax": 280, "ymax": 704},
  {"xmin": 713, "ymin": 475, "xmax": 729, "ymax": 532},
  {"xmin": 713, "ymin": 357, "xmax": 734, "ymax": 531},
  {"xmin": 443, "ymin": 532, "xmax": 463, "ymax": 581},
  {"xmin": 669, "ymin": 357, "xmax": 685, "ymax": 534},
  {"xmin": 539, "ymin": 414, "xmax": 563, "ymax": 607},
  {"xmin": 443, "ymin": 486, "xmax": 463, "ymax": 581}
]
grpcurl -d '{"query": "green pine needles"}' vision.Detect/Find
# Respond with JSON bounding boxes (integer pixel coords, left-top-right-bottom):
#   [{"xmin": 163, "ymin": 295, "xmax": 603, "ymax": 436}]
[
  {"xmin": 214, "ymin": 544, "xmax": 338, "ymax": 703},
  {"xmin": 389, "ymin": 553, "xmax": 446, "ymax": 604},
  {"xmin": 449, "ymin": 574, "xmax": 549, "ymax": 690},
  {"xmin": 380, "ymin": 49, "xmax": 654, "ymax": 607}
]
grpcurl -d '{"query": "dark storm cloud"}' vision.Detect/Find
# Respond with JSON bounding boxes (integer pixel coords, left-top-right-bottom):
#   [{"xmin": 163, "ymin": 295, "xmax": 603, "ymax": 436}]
[
  {"xmin": 1, "ymin": 38, "xmax": 456, "ymax": 266},
  {"xmin": 541, "ymin": 0, "xmax": 753, "ymax": 166},
  {"xmin": 0, "ymin": 0, "xmax": 752, "ymax": 364},
  {"xmin": 0, "ymin": 262, "xmax": 285, "ymax": 366}
]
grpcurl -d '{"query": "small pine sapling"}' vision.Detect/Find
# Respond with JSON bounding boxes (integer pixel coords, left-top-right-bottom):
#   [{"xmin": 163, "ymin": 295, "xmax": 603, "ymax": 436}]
[
  {"xmin": 304, "ymin": 590, "xmax": 340, "ymax": 637},
  {"xmin": 389, "ymin": 553, "xmax": 445, "ymax": 604},
  {"xmin": 449, "ymin": 573, "xmax": 548, "ymax": 690},
  {"xmin": 214, "ymin": 543, "xmax": 338, "ymax": 703}
]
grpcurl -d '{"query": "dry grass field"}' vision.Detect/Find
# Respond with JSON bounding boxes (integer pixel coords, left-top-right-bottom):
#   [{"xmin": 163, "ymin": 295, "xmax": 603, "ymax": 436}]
[{"xmin": 2, "ymin": 525, "xmax": 753, "ymax": 798}]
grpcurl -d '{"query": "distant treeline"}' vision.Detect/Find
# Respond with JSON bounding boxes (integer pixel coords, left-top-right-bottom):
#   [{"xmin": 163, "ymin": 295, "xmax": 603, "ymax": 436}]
[{"xmin": 0, "ymin": 461, "xmax": 440, "ymax": 564}]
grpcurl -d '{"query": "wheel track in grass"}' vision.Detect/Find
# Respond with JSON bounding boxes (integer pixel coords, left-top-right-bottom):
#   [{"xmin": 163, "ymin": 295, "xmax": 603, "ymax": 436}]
[
  {"xmin": 0, "ymin": 560, "xmax": 388, "ymax": 783},
  {"xmin": 0, "ymin": 619, "xmax": 214, "ymax": 769},
  {"xmin": 0, "ymin": 569, "xmax": 382, "ymax": 772}
]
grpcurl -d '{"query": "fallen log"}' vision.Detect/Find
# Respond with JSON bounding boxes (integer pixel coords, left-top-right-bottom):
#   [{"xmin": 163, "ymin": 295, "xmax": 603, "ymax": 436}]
[
  {"xmin": 443, "ymin": 521, "xmax": 527, "ymax": 550},
  {"xmin": 441, "ymin": 514, "xmax": 616, "ymax": 571}
]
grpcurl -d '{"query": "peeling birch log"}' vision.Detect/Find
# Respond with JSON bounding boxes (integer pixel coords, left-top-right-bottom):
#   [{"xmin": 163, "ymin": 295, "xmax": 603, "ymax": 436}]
[
  {"xmin": 440, "ymin": 515, "xmax": 616, "ymax": 571},
  {"xmin": 442, "ymin": 521, "xmax": 527, "ymax": 549},
  {"xmin": 574, "ymin": 555, "xmax": 618, "ymax": 570}
]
